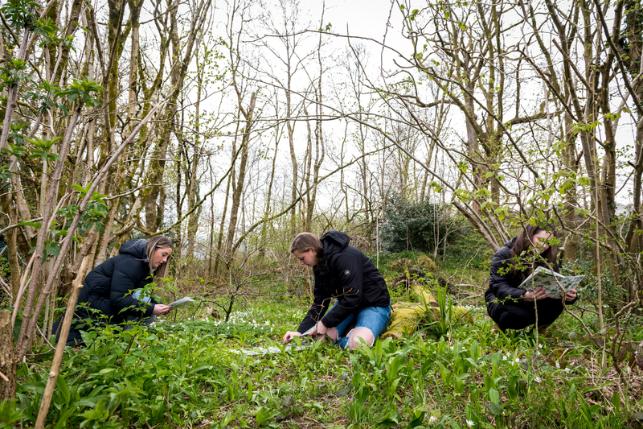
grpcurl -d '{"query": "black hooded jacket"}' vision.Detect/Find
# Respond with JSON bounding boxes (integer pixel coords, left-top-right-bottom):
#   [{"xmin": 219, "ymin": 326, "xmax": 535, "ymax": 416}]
[
  {"xmin": 297, "ymin": 231, "xmax": 390, "ymax": 333},
  {"xmin": 77, "ymin": 239, "xmax": 156, "ymax": 321}
]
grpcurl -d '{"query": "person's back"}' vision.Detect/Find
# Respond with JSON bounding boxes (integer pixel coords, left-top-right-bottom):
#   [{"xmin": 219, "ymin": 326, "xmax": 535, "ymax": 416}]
[
  {"xmin": 78, "ymin": 239, "xmax": 151, "ymax": 320},
  {"xmin": 313, "ymin": 232, "xmax": 389, "ymax": 322},
  {"xmin": 58, "ymin": 237, "xmax": 174, "ymax": 346}
]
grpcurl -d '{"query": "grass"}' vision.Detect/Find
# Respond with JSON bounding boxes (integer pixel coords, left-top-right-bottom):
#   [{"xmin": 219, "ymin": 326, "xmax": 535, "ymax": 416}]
[{"xmin": 2, "ymin": 253, "xmax": 641, "ymax": 428}]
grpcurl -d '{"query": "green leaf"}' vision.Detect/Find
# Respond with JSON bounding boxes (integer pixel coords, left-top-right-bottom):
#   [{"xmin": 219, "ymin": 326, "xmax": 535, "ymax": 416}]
[
  {"xmin": 18, "ymin": 219, "xmax": 41, "ymax": 229},
  {"xmin": 0, "ymin": 0, "xmax": 39, "ymax": 30},
  {"xmin": 489, "ymin": 387, "xmax": 500, "ymax": 404}
]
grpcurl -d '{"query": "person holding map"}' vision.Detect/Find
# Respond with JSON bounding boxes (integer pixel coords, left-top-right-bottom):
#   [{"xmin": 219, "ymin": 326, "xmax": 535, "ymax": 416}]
[
  {"xmin": 56, "ymin": 236, "xmax": 174, "ymax": 345},
  {"xmin": 283, "ymin": 231, "xmax": 391, "ymax": 349},
  {"xmin": 485, "ymin": 225, "xmax": 578, "ymax": 331}
]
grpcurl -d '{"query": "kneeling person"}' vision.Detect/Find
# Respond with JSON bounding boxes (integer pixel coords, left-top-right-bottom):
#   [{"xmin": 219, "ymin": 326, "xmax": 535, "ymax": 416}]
[
  {"xmin": 283, "ymin": 231, "xmax": 391, "ymax": 350},
  {"xmin": 58, "ymin": 236, "xmax": 173, "ymax": 345}
]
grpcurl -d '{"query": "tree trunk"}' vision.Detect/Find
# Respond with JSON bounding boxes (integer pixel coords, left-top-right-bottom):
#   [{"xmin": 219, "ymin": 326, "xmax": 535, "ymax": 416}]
[
  {"xmin": 225, "ymin": 92, "xmax": 257, "ymax": 260},
  {"xmin": 0, "ymin": 310, "xmax": 15, "ymax": 400},
  {"xmin": 259, "ymin": 94, "xmax": 281, "ymax": 257}
]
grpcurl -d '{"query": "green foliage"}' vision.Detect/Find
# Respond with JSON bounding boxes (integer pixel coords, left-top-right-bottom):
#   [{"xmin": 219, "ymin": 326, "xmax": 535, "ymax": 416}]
[
  {"xmin": 33, "ymin": 17, "xmax": 69, "ymax": 48},
  {"xmin": 0, "ymin": 58, "xmax": 28, "ymax": 89},
  {"xmin": 58, "ymin": 79, "xmax": 102, "ymax": 112},
  {"xmin": 2, "ymin": 294, "xmax": 637, "ymax": 428},
  {"xmin": 27, "ymin": 136, "xmax": 60, "ymax": 161},
  {"xmin": 426, "ymin": 286, "xmax": 453, "ymax": 337},
  {"xmin": 435, "ymin": 227, "xmax": 491, "ymax": 277},
  {"xmin": 7, "ymin": 77, "xmax": 102, "ymax": 119},
  {"xmin": 381, "ymin": 198, "xmax": 464, "ymax": 254},
  {"xmin": 54, "ymin": 185, "xmax": 109, "ymax": 238},
  {"xmin": 25, "ymin": 81, "xmax": 65, "ymax": 114},
  {"xmin": 571, "ymin": 120, "xmax": 600, "ymax": 135},
  {"xmin": 0, "ymin": 0, "xmax": 39, "ymax": 30}
]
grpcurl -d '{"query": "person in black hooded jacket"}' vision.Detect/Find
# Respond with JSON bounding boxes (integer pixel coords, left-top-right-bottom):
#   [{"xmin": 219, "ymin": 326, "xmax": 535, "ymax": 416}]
[
  {"xmin": 283, "ymin": 231, "xmax": 391, "ymax": 349},
  {"xmin": 485, "ymin": 225, "xmax": 578, "ymax": 331},
  {"xmin": 60, "ymin": 236, "xmax": 173, "ymax": 345}
]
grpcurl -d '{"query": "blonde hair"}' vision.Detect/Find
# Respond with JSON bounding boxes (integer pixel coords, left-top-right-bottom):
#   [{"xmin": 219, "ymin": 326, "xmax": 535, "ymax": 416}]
[
  {"xmin": 290, "ymin": 232, "xmax": 322, "ymax": 254},
  {"xmin": 146, "ymin": 236, "xmax": 173, "ymax": 277}
]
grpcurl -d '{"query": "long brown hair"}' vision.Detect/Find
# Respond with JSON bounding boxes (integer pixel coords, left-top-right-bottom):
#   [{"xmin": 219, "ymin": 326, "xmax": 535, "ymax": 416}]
[
  {"xmin": 511, "ymin": 225, "xmax": 558, "ymax": 268},
  {"xmin": 146, "ymin": 236, "xmax": 172, "ymax": 278}
]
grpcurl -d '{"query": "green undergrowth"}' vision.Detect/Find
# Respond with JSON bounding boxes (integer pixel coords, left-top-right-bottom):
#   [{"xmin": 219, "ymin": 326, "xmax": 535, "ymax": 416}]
[{"xmin": 2, "ymin": 296, "xmax": 640, "ymax": 428}]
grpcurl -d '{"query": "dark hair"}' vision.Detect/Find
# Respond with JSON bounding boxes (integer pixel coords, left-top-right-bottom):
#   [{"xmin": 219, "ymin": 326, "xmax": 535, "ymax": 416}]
[{"xmin": 511, "ymin": 225, "xmax": 558, "ymax": 268}]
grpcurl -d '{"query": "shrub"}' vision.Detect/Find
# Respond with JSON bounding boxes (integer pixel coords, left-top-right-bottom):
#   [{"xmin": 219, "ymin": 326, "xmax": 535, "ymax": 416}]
[{"xmin": 381, "ymin": 198, "xmax": 464, "ymax": 254}]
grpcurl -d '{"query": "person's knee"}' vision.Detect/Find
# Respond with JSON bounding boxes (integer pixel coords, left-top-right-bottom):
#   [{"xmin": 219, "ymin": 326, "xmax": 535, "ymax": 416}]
[{"xmin": 347, "ymin": 327, "xmax": 375, "ymax": 350}]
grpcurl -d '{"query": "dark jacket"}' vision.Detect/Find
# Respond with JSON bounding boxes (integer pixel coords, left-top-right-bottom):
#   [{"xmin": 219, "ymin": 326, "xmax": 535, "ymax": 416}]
[
  {"xmin": 77, "ymin": 239, "xmax": 156, "ymax": 322},
  {"xmin": 485, "ymin": 238, "xmax": 528, "ymax": 304},
  {"xmin": 297, "ymin": 231, "xmax": 390, "ymax": 333},
  {"xmin": 484, "ymin": 238, "xmax": 575, "ymax": 305}
]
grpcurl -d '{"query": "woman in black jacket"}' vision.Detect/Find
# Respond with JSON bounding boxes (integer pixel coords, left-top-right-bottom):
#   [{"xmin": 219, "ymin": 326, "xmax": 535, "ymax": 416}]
[
  {"xmin": 485, "ymin": 225, "xmax": 577, "ymax": 331},
  {"xmin": 282, "ymin": 231, "xmax": 391, "ymax": 349},
  {"xmin": 63, "ymin": 236, "xmax": 173, "ymax": 344}
]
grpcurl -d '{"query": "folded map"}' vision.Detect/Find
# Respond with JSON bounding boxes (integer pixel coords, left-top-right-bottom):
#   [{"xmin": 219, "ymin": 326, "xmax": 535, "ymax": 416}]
[{"xmin": 518, "ymin": 266, "xmax": 584, "ymax": 299}]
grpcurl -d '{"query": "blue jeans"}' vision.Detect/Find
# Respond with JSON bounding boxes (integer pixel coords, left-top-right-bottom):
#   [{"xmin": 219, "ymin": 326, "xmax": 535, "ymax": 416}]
[{"xmin": 332, "ymin": 305, "xmax": 391, "ymax": 349}]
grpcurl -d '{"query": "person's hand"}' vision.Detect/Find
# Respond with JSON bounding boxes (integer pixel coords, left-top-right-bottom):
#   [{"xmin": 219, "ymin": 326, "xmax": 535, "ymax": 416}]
[
  {"xmin": 565, "ymin": 289, "xmax": 577, "ymax": 302},
  {"xmin": 152, "ymin": 304, "xmax": 171, "ymax": 315},
  {"xmin": 523, "ymin": 287, "xmax": 548, "ymax": 301},
  {"xmin": 315, "ymin": 320, "xmax": 328, "ymax": 336},
  {"xmin": 283, "ymin": 331, "xmax": 302, "ymax": 344}
]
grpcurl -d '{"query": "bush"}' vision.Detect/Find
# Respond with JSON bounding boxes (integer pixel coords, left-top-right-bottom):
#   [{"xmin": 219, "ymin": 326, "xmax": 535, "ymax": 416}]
[
  {"xmin": 439, "ymin": 223, "xmax": 492, "ymax": 271},
  {"xmin": 380, "ymin": 198, "xmax": 464, "ymax": 254}
]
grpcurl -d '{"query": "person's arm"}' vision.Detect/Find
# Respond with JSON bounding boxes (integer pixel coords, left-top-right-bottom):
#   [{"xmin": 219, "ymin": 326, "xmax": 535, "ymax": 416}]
[
  {"xmin": 320, "ymin": 254, "xmax": 363, "ymax": 328},
  {"xmin": 110, "ymin": 261, "xmax": 155, "ymax": 318},
  {"xmin": 296, "ymin": 283, "xmax": 331, "ymax": 334},
  {"xmin": 489, "ymin": 251, "xmax": 527, "ymax": 299}
]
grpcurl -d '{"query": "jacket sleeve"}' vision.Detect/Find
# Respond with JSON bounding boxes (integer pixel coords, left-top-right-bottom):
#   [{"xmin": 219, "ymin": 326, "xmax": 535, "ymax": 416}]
[
  {"xmin": 110, "ymin": 261, "xmax": 154, "ymax": 318},
  {"xmin": 320, "ymin": 253, "xmax": 363, "ymax": 328},
  {"xmin": 297, "ymin": 284, "xmax": 331, "ymax": 333},
  {"xmin": 489, "ymin": 251, "xmax": 525, "ymax": 299}
]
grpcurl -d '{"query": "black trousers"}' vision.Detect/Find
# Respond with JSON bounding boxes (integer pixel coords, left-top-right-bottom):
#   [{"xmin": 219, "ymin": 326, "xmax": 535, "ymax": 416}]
[
  {"xmin": 52, "ymin": 316, "xmax": 90, "ymax": 346},
  {"xmin": 487, "ymin": 297, "xmax": 565, "ymax": 331},
  {"xmin": 54, "ymin": 310, "xmax": 157, "ymax": 347}
]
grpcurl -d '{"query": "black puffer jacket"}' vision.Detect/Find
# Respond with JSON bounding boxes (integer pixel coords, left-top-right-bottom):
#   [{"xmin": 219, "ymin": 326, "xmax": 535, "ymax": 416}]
[
  {"xmin": 297, "ymin": 231, "xmax": 390, "ymax": 333},
  {"xmin": 77, "ymin": 239, "xmax": 156, "ymax": 321}
]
